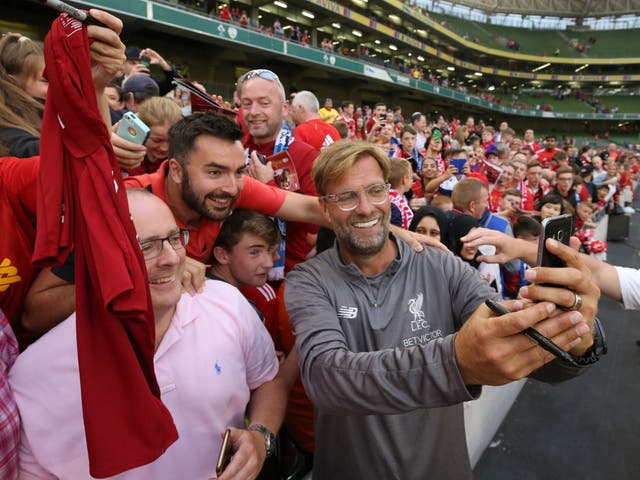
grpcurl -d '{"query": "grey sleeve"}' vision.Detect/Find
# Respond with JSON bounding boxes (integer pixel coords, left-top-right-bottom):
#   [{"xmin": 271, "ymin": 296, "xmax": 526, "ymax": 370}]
[{"xmin": 285, "ymin": 261, "xmax": 485, "ymax": 416}]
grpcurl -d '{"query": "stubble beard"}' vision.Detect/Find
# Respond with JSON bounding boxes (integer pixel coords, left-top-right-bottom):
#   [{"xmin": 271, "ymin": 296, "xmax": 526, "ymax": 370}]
[
  {"xmin": 181, "ymin": 170, "xmax": 235, "ymax": 221},
  {"xmin": 332, "ymin": 211, "xmax": 390, "ymax": 258}
]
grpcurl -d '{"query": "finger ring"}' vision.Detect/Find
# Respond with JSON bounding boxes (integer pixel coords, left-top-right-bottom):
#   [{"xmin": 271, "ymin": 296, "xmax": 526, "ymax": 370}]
[{"xmin": 572, "ymin": 293, "xmax": 583, "ymax": 310}]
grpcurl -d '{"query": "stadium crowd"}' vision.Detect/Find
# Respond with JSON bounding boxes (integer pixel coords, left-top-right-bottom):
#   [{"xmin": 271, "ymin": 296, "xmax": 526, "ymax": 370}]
[{"xmin": 1, "ymin": 7, "xmax": 639, "ymax": 480}]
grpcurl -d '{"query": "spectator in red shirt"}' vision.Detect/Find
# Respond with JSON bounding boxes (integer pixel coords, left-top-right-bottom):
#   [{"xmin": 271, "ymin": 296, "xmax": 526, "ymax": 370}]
[
  {"xmin": 209, "ymin": 209, "xmax": 281, "ymax": 336},
  {"xmin": 238, "ymin": 69, "xmax": 320, "ymax": 275},
  {"xmin": 522, "ymin": 128, "xmax": 541, "ymax": 153},
  {"xmin": 366, "ymin": 102, "xmax": 387, "ymax": 134},
  {"xmin": 290, "ymin": 90, "xmax": 340, "ymax": 151},
  {"xmin": 535, "ymin": 135, "xmax": 561, "ymax": 168}
]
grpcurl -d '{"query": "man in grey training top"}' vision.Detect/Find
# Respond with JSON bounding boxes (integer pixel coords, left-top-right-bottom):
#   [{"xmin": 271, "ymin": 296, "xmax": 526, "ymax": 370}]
[{"xmin": 285, "ymin": 140, "xmax": 603, "ymax": 479}]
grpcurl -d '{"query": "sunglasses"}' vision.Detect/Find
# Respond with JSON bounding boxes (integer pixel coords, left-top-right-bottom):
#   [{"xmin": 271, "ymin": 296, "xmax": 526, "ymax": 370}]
[{"xmin": 239, "ymin": 69, "xmax": 279, "ymax": 86}]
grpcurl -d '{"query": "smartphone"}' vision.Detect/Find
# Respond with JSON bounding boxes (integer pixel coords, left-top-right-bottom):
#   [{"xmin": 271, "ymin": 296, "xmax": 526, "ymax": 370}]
[
  {"xmin": 536, "ymin": 214, "xmax": 574, "ymax": 268},
  {"xmin": 215, "ymin": 429, "xmax": 232, "ymax": 476},
  {"xmin": 140, "ymin": 56, "xmax": 151, "ymax": 68},
  {"xmin": 116, "ymin": 112, "xmax": 150, "ymax": 146},
  {"xmin": 450, "ymin": 158, "xmax": 467, "ymax": 173}
]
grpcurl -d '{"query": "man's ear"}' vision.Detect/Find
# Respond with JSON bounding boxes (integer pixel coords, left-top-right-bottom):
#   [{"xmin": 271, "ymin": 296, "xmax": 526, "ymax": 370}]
[
  {"xmin": 319, "ymin": 198, "xmax": 332, "ymax": 225},
  {"xmin": 168, "ymin": 158, "xmax": 183, "ymax": 185},
  {"xmin": 213, "ymin": 246, "xmax": 230, "ymax": 265},
  {"xmin": 124, "ymin": 92, "xmax": 134, "ymax": 108}
]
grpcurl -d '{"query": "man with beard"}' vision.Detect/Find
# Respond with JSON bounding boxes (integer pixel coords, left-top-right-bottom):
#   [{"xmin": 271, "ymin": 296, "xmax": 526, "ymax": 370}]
[
  {"xmin": 21, "ymin": 112, "xmax": 324, "ymax": 337},
  {"xmin": 284, "ymin": 141, "xmax": 603, "ymax": 479}
]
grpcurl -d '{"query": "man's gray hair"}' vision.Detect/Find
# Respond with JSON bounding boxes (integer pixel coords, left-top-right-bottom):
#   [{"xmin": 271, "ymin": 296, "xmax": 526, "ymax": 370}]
[{"xmin": 291, "ymin": 90, "xmax": 319, "ymax": 114}]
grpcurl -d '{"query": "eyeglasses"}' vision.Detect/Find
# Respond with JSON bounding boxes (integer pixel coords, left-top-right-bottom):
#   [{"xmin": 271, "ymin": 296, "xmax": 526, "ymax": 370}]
[
  {"xmin": 238, "ymin": 69, "xmax": 279, "ymax": 86},
  {"xmin": 322, "ymin": 183, "xmax": 391, "ymax": 211},
  {"xmin": 139, "ymin": 230, "xmax": 189, "ymax": 260}
]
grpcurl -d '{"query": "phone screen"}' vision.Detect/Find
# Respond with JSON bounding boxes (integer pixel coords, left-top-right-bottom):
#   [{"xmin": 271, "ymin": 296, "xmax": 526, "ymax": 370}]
[
  {"xmin": 450, "ymin": 158, "xmax": 467, "ymax": 173},
  {"xmin": 536, "ymin": 214, "xmax": 574, "ymax": 268}
]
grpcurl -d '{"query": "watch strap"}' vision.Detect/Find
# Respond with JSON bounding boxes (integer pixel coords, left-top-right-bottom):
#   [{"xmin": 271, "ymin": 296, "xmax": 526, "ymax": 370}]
[{"xmin": 248, "ymin": 424, "xmax": 276, "ymax": 457}]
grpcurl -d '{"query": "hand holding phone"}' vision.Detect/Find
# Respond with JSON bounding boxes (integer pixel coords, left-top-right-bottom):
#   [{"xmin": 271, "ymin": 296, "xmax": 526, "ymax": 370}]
[
  {"xmin": 216, "ymin": 429, "xmax": 232, "ymax": 476},
  {"xmin": 116, "ymin": 112, "xmax": 150, "ymax": 146},
  {"xmin": 536, "ymin": 214, "xmax": 574, "ymax": 268}
]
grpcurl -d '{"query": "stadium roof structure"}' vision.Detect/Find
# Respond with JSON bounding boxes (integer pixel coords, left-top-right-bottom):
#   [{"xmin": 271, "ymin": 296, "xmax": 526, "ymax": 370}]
[{"xmin": 444, "ymin": 0, "xmax": 640, "ymax": 18}]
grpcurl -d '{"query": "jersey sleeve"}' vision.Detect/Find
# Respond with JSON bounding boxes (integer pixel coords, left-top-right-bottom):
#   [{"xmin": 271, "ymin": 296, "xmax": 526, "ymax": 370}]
[{"xmin": 236, "ymin": 176, "xmax": 287, "ymax": 215}]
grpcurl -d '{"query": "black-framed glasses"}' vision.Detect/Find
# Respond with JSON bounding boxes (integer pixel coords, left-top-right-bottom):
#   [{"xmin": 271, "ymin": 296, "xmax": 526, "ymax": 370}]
[
  {"xmin": 238, "ymin": 69, "xmax": 279, "ymax": 86},
  {"xmin": 139, "ymin": 230, "xmax": 189, "ymax": 260},
  {"xmin": 322, "ymin": 183, "xmax": 391, "ymax": 212}
]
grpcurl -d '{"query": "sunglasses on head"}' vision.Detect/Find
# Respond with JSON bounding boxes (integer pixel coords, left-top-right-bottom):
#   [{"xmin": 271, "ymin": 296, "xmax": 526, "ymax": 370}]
[{"xmin": 239, "ymin": 69, "xmax": 279, "ymax": 85}]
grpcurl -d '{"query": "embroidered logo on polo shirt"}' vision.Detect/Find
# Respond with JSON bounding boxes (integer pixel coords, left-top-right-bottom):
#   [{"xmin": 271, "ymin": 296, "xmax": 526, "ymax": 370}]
[
  {"xmin": 214, "ymin": 361, "xmax": 222, "ymax": 374},
  {"xmin": 0, "ymin": 258, "xmax": 21, "ymax": 292},
  {"xmin": 337, "ymin": 306, "xmax": 358, "ymax": 319}
]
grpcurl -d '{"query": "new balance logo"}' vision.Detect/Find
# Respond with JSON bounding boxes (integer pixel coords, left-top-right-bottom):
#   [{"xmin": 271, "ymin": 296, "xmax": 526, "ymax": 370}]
[{"xmin": 337, "ymin": 306, "xmax": 358, "ymax": 319}]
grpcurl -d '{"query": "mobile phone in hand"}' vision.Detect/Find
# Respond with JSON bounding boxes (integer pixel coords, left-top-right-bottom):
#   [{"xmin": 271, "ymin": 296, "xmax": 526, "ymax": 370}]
[
  {"xmin": 216, "ymin": 429, "xmax": 232, "ymax": 476},
  {"xmin": 116, "ymin": 112, "xmax": 150, "ymax": 146},
  {"xmin": 536, "ymin": 214, "xmax": 574, "ymax": 268}
]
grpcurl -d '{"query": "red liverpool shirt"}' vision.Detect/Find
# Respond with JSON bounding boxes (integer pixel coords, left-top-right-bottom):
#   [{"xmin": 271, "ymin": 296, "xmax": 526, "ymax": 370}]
[
  {"xmin": 0, "ymin": 156, "xmax": 38, "ymax": 346},
  {"xmin": 34, "ymin": 14, "xmax": 177, "ymax": 477}
]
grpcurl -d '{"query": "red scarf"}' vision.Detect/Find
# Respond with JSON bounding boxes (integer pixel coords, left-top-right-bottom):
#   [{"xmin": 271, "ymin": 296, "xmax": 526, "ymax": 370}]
[{"xmin": 33, "ymin": 14, "xmax": 177, "ymax": 477}]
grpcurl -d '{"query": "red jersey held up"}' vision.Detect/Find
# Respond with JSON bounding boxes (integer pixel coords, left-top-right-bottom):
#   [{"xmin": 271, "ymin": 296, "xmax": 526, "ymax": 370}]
[{"xmin": 35, "ymin": 15, "xmax": 178, "ymax": 477}]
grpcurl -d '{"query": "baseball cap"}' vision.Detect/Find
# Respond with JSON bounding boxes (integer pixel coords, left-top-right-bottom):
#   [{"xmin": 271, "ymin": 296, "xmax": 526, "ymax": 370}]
[
  {"xmin": 485, "ymin": 144, "xmax": 499, "ymax": 157},
  {"xmin": 125, "ymin": 46, "xmax": 141, "ymax": 60},
  {"xmin": 121, "ymin": 75, "xmax": 159, "ymax": 96}
]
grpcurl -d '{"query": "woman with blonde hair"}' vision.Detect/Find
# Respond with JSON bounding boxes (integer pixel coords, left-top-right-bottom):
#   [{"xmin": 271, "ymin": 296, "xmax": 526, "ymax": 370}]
[
  {"xmin": 0, "ymin": 33, "xmax": 46, "ymax": 157},
  {"xmin": 121, "ymin": 95, "xmax": 183, "ymax": 176}
]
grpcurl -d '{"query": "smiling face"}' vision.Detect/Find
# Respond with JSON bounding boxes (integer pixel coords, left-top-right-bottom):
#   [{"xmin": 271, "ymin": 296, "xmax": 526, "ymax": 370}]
[
  {"xmin": 321, "ymin": 155, "xmax": 390, "ymax": 261},
  {"xmin": 421, "ymin": 157, "xmax": 439, "ymax": 180},
  {"xmin": 219, "ymin": 233, "xmax": 278, "ymax": 288},
  {"xmin": 499, "ymin": 165, "xmax": 515, "ymax": 186},
  {"xmin": 172, "ymin": 134, "xmax": 247, "ymax": 221},
  {"xmin": 240, "ymin": 77, "xmax": 288, "ymax": 144},
  {"xmin": 129, "ymin": 193, "xmax": 185, "ymax": 319}
]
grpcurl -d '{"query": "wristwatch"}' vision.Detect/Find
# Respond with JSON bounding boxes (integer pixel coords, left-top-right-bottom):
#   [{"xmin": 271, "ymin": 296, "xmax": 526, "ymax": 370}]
[{"xmin": 248, "ymin": 424, "xmax": 276, "ymax": 457}]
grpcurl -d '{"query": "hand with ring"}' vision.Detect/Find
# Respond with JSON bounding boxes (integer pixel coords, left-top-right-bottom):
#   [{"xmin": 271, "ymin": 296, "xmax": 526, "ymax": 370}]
[{"xmin": 518, "ymin": 238, "xmax": 600, "ymax": 357}]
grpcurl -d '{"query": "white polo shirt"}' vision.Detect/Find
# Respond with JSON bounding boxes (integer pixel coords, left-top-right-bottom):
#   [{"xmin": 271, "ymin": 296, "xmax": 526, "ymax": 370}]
[{"xmin": 10, "ymin": 280, "xmax": 278, "ymax": 479}]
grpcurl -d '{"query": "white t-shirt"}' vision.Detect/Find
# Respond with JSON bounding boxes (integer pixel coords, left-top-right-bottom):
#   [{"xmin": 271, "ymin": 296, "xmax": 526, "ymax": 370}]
[
  {"xmin": 10, "ymin": 280, "xmax": 278, "ymax": 479},
  {"xmin": 616, "ymin": 266, "xmax": 640, "ymax": 310}
]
